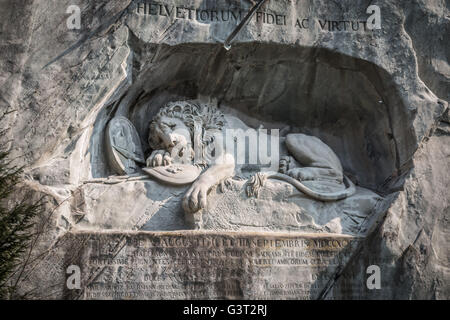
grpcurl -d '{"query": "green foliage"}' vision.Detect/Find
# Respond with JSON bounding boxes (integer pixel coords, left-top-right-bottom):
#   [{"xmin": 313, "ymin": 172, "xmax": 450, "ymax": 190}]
[{"xmin": 0, "ymin": 141, "xmax": 42, "ymax": 299}]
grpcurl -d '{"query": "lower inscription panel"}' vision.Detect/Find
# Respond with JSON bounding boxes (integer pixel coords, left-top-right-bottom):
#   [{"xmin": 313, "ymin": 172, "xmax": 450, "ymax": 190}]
[{"xmin": 53, "ymin": 231, "xmax": 361, "ymax": 300}]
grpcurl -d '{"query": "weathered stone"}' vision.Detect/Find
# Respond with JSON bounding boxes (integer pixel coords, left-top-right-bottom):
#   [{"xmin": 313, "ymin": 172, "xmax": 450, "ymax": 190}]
[
  {"xmin": 0, "ymin": 0, "xmax": 448, "ymax": 300},
  {"xmin": 17, "ymin": 231, "xmax": 362, "ymax": 300}
]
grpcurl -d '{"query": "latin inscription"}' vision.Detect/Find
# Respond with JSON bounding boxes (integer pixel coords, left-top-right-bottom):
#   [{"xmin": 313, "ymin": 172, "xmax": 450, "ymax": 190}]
[
  {"xmin": 78, "ymin": 233, "xmax": 359, "ymax": 300},
  {"xmin": 133, "ymin": 0, "xmax": 376, "ymax": 32}
]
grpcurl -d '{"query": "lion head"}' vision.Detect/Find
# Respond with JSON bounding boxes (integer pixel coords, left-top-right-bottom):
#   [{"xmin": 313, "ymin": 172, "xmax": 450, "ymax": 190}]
[{"xmin": 148, "ymin": 101, "xmax": 226, "ymax": 165}]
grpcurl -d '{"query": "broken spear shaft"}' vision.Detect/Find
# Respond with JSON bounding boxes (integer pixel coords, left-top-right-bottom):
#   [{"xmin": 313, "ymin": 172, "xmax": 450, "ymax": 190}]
[{"xmin": 223, "ymin": 0, "xmax": 269, "ymax": 50}]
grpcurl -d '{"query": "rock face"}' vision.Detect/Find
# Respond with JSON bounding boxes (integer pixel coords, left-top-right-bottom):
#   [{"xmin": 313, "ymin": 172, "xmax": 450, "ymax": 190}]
[{"xmin": 0, "ymin": 0, "xmax": 448, "ymax": 299}]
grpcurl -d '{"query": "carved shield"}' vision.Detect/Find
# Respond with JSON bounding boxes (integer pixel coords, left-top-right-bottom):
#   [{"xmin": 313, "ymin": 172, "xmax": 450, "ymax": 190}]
[{"xmin": 105, "ymin": 116, "xmax": 145, "ymax": 175}]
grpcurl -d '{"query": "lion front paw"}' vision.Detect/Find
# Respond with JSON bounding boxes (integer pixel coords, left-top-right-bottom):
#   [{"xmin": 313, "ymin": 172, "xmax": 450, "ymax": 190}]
[
  {"xmin": 146, "ymin": 150, "xmax": 172, "ymax": 167},
  {"xmin": 182, "ymin": 179, "xmax": 209, "ymax": 213}
]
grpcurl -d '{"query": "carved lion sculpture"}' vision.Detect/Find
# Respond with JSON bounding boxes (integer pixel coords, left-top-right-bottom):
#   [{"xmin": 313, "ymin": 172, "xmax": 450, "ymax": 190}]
[
  {"xmin": 144, "ymin": 101, "xmax": 235, "ymax": 215},
  {"xmin": 144, "ymin": 100, "xmax": 355, "ymax": 223}
]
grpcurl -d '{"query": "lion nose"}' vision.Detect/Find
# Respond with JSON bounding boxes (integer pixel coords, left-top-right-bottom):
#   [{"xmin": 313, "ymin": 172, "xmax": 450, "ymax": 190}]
[
  {"xmin": 168, "ymin": 134, "xmax": 177, "ymax": 147},
  {"xmin": 164, "ymin": 134, "xmax": 176, "ymax": 148}
]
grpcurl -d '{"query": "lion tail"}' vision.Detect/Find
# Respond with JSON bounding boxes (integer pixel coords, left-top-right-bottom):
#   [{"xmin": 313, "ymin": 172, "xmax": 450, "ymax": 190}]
[{"xmin": 246, "ymin": 172, "xmax": 356, "ymax": 201}]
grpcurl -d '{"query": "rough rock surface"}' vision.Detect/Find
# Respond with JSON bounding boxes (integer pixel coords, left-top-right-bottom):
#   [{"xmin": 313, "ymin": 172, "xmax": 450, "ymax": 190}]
[{"xmin": 0, "ymin": 0, "xmax": 448, "ymax": 299}]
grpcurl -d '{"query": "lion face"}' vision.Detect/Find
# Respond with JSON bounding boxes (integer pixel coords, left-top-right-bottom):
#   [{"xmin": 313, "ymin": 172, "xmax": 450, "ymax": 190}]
[{"xmin": 151, "ymin": 115, "xmax": 191, "ymax": 151}]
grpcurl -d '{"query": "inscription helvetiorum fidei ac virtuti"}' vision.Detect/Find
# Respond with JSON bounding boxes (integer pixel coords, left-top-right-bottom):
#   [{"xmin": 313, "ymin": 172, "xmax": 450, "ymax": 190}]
[{"xmin": 4, "ymin": 0, "xmax": 448, "ymax": 300}]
